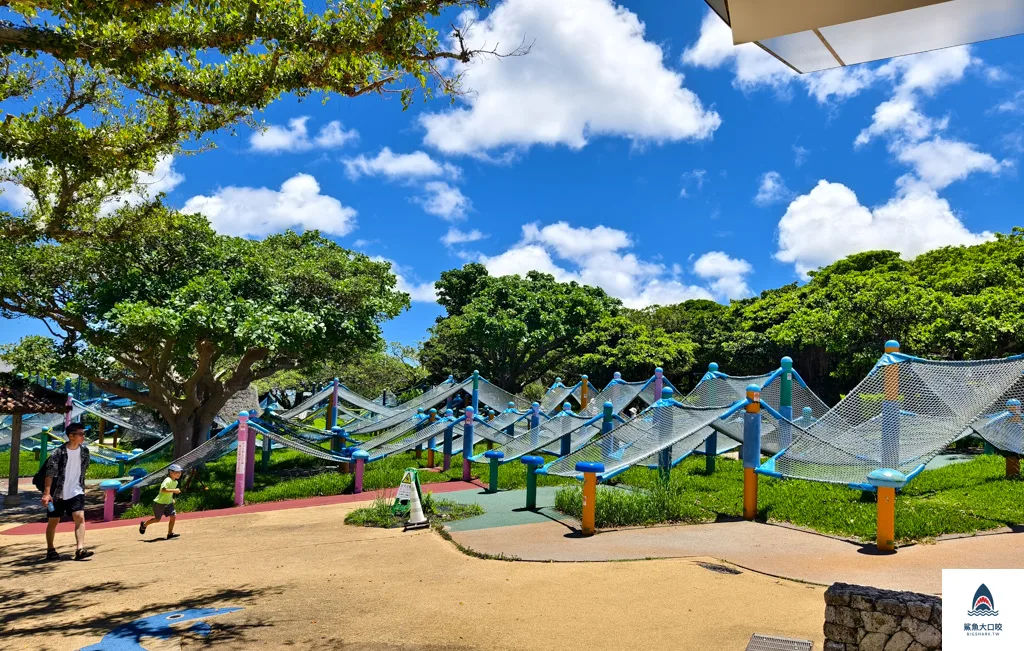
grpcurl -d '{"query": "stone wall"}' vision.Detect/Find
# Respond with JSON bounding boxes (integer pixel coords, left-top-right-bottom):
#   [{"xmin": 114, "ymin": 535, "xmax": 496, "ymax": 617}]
[{"xmin": 824, "ymin": 583, "xmax": 942, "ymax": 651}]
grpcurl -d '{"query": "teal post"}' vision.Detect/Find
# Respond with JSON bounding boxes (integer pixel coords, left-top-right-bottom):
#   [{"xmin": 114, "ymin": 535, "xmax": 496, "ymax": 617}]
[
  {"xmin": 559, "ymin": 403, "xmax": 573, "ymax": 457},
  {"xmin": 38, "ymin": 427, "xmax": 50, "ymax": 472},
  {"xmin": 115, "ymin": 453, "xmax": 129, "ymax": 477},
  {"xmin": 779, "ymin": 356, "xmax": 794, "ymax": 450},
  {"xmin": 522, "ymin": 455, "xmax": 544, "ymax": 509},
  {"xmin": 63, "ymin": 378, "xmax": 72, "ymax": 395},
  {"xmin": 530, "ymin": 402, "xmax": 541, "ymax": 430},
  {"xmin": 471, "ymin": 370, "xmax": 480, "ymax": 414},
  {"xmin": 484, "ymin": 450, "xmax": 503, "ymax": 493},
  {"xmin": 656, "ymin": 387, "xmax": 674, "ymax": 482},
  {"xmin": 504, "ymin": 402, "xmax": 517, "ymax": 438},
  {"xmin": 705, "ymin": 362, "xmax": 718, "ymax": 472},
  {"xmin": 601, "ymin": 401, "xmax": 614, "ymax": 455}
]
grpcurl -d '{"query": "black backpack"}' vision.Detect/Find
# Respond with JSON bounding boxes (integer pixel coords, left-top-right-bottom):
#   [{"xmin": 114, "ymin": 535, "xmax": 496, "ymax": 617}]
[{"xmin": 32, "ymin": 458, "xmax": 49, "ymax": 492}]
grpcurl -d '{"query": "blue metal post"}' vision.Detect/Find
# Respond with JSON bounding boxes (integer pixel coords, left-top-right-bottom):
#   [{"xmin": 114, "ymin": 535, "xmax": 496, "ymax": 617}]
[
  {"xmin": 462, "ymin": 407, "xmax": 475, "ymax": 481},
  {"xmin": 653, "ymin": 367, "xmax": 664, "ymax": 405},
  {"xmin": 327, "ymin": 377, "xmax": 339, "ymax": 431},
  {"xmin": 657, "ymin": 387, "xmax": 674, "ymax": 482},
  {"xmin": 63, "ymin": 378, "xmax": 72, "ymax": 395},
  {"xmin": 504, "ymin": 402, "xmax": 517, "ymax": 438},
  {"xmin": 530, "ymin": 402, "xmax": 541, "ymax": 430}
]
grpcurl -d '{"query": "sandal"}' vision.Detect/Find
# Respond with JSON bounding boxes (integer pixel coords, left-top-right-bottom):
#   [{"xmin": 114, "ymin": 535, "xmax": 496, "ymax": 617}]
[
  {"xmin": 139, "ymin": 521, "xmax": 147, "ymax": 534},
  {"xmin": 46, "ymin": 549, "xmax": 61, "ymax": 562},
  {"xmin": 74, "ymin": 548, "xmax": 94, "ymax": 561},
  {"xmin": 166, "ymin": 533, "xmax": 179, "ymax": 540}
]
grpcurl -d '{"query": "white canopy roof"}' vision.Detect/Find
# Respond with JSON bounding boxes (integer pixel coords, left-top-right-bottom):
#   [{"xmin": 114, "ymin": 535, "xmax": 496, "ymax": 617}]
[{"xmin": 705, "ymin": 0, "xmax": 1024, "ymax": 73}]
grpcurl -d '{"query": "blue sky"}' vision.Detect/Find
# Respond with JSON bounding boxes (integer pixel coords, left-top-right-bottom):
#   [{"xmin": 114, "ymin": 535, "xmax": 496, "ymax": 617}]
[{"xmin": 2, "ymin": 0, "xmax": 1023, "ymax": 350}]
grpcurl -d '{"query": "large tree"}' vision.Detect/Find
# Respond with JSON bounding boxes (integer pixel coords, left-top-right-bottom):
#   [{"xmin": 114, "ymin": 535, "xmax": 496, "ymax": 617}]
[
  {"xmin": 420, "ymin": 268, "xmax": 620, "ymax": 390},
  {"xmin": 0, "ymin": 1, "xmax": 519, "ymax": 454},
  {"xmin": 0, "ymin": 208, "xmax": 407, "ymax": 456}
]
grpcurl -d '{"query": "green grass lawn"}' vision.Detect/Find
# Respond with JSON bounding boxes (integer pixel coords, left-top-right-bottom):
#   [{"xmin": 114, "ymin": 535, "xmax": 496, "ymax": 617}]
[
  {"xmin": 554, "ymin": 454, "xmax": 1024, "ymax": 543},
  {"xmin": 345, "ymin": 493, "xmax": 484, "ymax": 528}
]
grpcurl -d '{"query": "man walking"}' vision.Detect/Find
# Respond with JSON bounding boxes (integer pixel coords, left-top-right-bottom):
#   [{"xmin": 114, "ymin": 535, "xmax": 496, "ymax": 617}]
[{"xmin": 41, "ymin": 422, "xmax": 93, "ymax": 561}]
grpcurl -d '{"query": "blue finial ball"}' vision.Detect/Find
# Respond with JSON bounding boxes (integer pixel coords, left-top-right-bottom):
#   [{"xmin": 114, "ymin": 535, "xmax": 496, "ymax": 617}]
[
  {"xmin": 885, "ymin": 339, "xmax": 900, "ymax": 351},
  {"xmin": 429, "ymin": 408, "xmax": 437, "ymax": 414},
  {"xmin": 708, "ymin": 362, "xmax": 719, "ymax": 372},
  {"xmin": 465, "ymin": 406, "xmax": 475, "ymax": 415},
  {"xmin": 445, "ymin": 408, "xmax": 454, "ymax": 416},
  {"xmin": 473, "ymin": 369, "xmax": 480, "ymax": 376},
  {"xmin": 746, "ymin": 384, "xmax": 761, "ymax": 393},
  {"xmin": 613, "ymin": 371, "xmax": 622, "ymax": 379},
  {"xmin": 238, "ymin": 410, "xmax": 249, "ymax": 418},
  {"xmin": 562, "ymin": 403, "xmax": 572, "ymax": 411},
  {"xmin": 532, "ymin": 401, "xmax": 540, "ymax": 408},
  {"xmin": 803, "ymin": 406, "xmax": 813, "ymax": 416},
  {"xmin": 555, "ymin": 377, "xmax": 562, "ymax": 383},
  {"xmin": 781, "ymin": 356, "xmax": 793, "ymax": 369},
  {"xmin": 655, "ymin": 367, "xmax": 663, "ymax": 373},
  {"xmin": 581, "ymin": 375, "xmax": 588, "ymax": 380},
  {"xmin": 417, "ymin": 407, "xmax": 424, "ymax": 413},
  {"xmin": 1008, "ymin": 398, "xmax": 1022, "ymax": 407},
  {"xmin": 661, "ymin": 387, "xmax": 674, "ymax": 399},
  {"xmin": 508, "ymin": 401, "xmax": 515, "ymax": 407},
  {"xmin": 604, "ymin": 401, "xmax": 614, "ymax": 408}
]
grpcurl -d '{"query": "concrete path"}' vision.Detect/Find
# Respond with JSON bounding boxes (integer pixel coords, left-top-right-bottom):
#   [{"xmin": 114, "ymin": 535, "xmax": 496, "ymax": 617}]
[
  {"xmin": 0, "ymin": 497, "xmax": 825, "ymax": 651},
  {"xmin": 447, "ymin": 518, "xmax": 1024, "ymax": 594}
]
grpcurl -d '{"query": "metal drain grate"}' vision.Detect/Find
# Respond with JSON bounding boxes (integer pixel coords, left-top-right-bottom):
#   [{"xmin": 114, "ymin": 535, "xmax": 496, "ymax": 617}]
[{"xmin": 745, "ymin": 634, "xmax": 813, "ymax": 651}]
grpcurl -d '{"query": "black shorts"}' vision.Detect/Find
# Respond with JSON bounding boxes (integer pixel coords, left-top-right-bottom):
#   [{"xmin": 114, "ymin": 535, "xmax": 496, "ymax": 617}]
[
  {"xmin": 46, "ymin": 494, "xmax": 85, "ymax": 521},
  {"xmin": 152, "ymin": 502, "xmax": 176, "ymax": 520}
]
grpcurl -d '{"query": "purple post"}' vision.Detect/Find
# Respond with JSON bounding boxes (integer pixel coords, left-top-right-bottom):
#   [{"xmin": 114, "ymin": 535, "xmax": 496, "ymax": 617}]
[
  {"xmin": 245, "ymin": 409, "xmax": 258, "ymax": 490},
  {"xmin": 353, "ymin": 450, "xmax": 369, "ymax": 494},
  {"xmin": 462, "ymin": 407, "xmax": 475, "ymax": 482},
  {"xmin": 63, "ymin": 395, "xmax": 73, "ymax": 429},
  {"xmin": 99, "ymin": 479, "xmax": 120, "ymax": 522},
  {"xmin": 653, "ymin": 367, "xmax": 664, "ymax": 404},
  {"xmin": 235, "ymin": 411, "xmax": 249, "ymax": 507},
  {"xmin": 132, "ymin": 487, "xmax": 141, "ymax": 505}
]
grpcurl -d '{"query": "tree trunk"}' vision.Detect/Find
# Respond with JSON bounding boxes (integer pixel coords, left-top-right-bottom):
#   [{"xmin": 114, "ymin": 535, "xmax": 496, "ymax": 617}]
[{"xmin": 170, "ymin": 400, "xmax": 230, "ymax": 459}]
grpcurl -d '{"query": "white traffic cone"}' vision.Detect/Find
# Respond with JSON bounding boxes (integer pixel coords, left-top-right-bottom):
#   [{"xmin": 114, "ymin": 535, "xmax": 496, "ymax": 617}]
[{"xmin": 404, "ymin": 482, "xmax": 429, "ymax": 531}]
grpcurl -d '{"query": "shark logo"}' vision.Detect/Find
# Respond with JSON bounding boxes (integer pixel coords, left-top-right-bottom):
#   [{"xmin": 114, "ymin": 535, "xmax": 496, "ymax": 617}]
[
  {"xmin": 968, "ymin": 584, "xmax": 999, "ymax": 616},
  {"xmin": 79, "ymin": 607, "xmax": 241, "ymax": 650}
]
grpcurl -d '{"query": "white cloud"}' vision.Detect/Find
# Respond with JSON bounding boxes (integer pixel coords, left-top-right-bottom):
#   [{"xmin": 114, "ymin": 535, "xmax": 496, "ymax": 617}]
[
  {"xmin": 0, "ymin": 158, "xmax": 34, "ymax": 211},
  {"xmin": 895, "ymin": 137, "xmax": 1011, "ymax": 191},
  {"xmin": 417, "ymin": 182, "xmax": 471, "ymax": 221},
  {"xmin": 994, "ymin": 90, "xmax": 1024, "ymax": 114},
  {"xmin": 682, "ymin": 10, "xmax": 874, "ymax": 103},
  {"xmin": 344, "ymin": 147, "xmax": 460, "ymax": 181},
  {"xmin": 478, "ymin": 221, "xmax": 730, "ymax": 308},
  {"xmin": 692, "ymin": 251, "xmax": 753, "ymax": 299},
  {"xmin": 875, "ymin": 47, "xmax": 977, "ymax": 98},
  {"xmin": 182, "ymin": 173, "xmax": 356, "ymax": 238},
  {"xmin": 680, "ymin": 169, "xmax": 707, "ymax": 197},
  {"xmin": 419, "ymin": 0, "xmax": 721, "ymax": 156},
  {"xmin": 793, "ymin": 145, "xmax": 809, "ymax": 167},
  {"xmin": 754, "ymin": 171, "xmax": 793, "ymax": 206},
  {"xmin": 775, "ymin": 180, "xmax": 991, "ymax": 277},
  {"xmin": 249, "ymin": 117, "xmax": 358, "ymax": 153},
  {"xmin": 370, "ymin": 257, "xmax": 437, "ymax": 303},
  {"xmin": 441, "ymin": 227, "xmax": 488, "ymax": 246},
  {"xmin": 854, "ymin": 97, "xmax": 948, "ymax": 147}
]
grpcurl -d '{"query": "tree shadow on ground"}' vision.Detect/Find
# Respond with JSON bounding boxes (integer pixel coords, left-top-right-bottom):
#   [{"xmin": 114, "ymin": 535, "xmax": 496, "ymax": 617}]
[{"xmin": 0, "ymin": 577, "xmax": 278, "ymax": 646}]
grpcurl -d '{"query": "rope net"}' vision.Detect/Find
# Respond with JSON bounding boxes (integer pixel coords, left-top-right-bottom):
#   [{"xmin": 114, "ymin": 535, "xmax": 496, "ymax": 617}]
[
  {"xmin": 475, "ymin": 380, "xmax": 532, "ymax": 411},
  {"xmin": 74, "ymin": 399, "xmax": 170, "ymax": 439},
  {"xmin": 476, "ymin": 413, "xmax": 599, "ymax": 463},
  {"xmin": 336, "ymin": 385, "xmax": 397, "ymax": 416},
  {"xmin": 122, "ymin": 426, "xmax": 240, "ymax": 491},
  {"xmin": 544, "ymin": 404, "xmax": 722, "ymax": 478},
  {"xmin": 540, "ymin": 385, "xmax": 575, "ymax": 414},
  {"xmin": 356, "ymin": 417, "xmax": 425, "ymax": 452},
  {"xmin": 772, "ymin": 355, "xmax": 1024, "ymax": 486},
  {"xmin": 970, "ymin": 375, "xmax": 1024, "ymax": 455},
  {"xmin": 346, "ymin": 380, "xmax": 469, "ymax": 436},
  {"xmin": 258, "ymin": 428, "xmax": 348, "ymax": 463},
  {"xmin": 279, "ymin": 387, "xmax": 332, "ymax": 420},
  {"xmin": 578, "ymin": 381, "xmax": 647, "ymax": 418},
  {"xmin": 366, "ymin": 418, "xmax": 454, "ymax": 460},
  {"xmin": 257, "ymin": 412, "xmax": 332, "ymax": 443}
]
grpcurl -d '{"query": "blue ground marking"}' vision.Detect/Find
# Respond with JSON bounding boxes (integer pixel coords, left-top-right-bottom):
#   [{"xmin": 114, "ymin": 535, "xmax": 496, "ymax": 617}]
[{"xmin": 78, "ymin": 607, "xmax": 241, "ymax": 650}]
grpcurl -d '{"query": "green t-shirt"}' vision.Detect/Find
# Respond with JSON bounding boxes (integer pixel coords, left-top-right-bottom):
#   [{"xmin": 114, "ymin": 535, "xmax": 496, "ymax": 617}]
[{"xmin": 154, "ymin": 477, "xmax": 178, "ymax": 504}]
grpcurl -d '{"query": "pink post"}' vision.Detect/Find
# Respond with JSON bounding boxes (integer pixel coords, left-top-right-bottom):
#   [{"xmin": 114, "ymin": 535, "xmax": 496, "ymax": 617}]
[
  {"xmin": 245, "ymin": 409, "xmax": 258, "ymax": 490},
  {"xmin": 653, "ymin": 367, "xmax": 664, "ymax": 405},
  {"xmin": 99, "ymin": 479, "xmax": 120, "ymax": 522},
  {"xmin": 235, "ymin": 412, "xmax": 249, "ymax": 507},
  {"xmin": 132, "ymin": 487, "xmax": 141, "ymax": 505},
  {"xmin": 352, "ymin": 450, "xmax": 369, "ymax": 494},
  {"xmin": 64, "ymin": 395, "xmax": 73, "ymax": 430}
]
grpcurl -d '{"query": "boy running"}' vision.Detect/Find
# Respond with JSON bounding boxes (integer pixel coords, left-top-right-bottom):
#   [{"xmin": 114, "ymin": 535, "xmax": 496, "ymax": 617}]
[{"xmin": 139, "ymin": 464, "xmax": 182, "ymax": 539}]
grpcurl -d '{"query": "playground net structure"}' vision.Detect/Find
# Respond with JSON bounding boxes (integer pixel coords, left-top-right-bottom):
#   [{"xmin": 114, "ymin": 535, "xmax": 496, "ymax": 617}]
[
  {"xmin": 121, "ymin": 422, "xmax": 240, "ymax": 492},
  {"xmin": 345, "ymin": 379, "xmax": 470, "ymax": 436},
  {"xmin": 970, "ymin": 374, "xmax": 1024, "ymax": 455},
  {"xmin": 474, "ymin": 409, "xmax": 603, "ymax": 464},
  {"xmin": 763, "ymin": 352, "xmax": 1024, "ymax": 489},
  {"xmin": 540, "ymin": 382, "xmax": 577, "ymax": 414}
]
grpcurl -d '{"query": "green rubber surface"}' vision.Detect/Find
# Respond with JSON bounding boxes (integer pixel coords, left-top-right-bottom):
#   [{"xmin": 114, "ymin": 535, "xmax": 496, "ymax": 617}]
[{"xmin": 432, "ymin": 486, "xmax": 576, "ymax": 532}]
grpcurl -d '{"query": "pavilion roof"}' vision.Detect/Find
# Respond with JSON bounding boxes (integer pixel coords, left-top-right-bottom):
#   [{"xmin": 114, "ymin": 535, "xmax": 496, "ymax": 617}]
[{"xmin": 0, "ymin": 373, "xmax": 71, "ymax": 415}]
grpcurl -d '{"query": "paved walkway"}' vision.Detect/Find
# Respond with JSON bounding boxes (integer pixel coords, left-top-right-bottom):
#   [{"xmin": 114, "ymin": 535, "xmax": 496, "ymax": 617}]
[{"xmin": 446, "ymin": 515, "xmax": 1024, "ymax": 595}]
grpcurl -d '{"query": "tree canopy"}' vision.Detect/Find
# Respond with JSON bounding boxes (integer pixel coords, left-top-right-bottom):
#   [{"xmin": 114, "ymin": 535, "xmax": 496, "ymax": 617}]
[{"xmin": 0, "ymin": 208, "xmax": 408, "ymax": 455}]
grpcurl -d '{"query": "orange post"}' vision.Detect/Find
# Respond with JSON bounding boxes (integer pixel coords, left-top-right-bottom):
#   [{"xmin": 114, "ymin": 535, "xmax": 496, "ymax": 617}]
[
  {"xmin": 576, "ymin": 461, "xmax": 604, "ymax": 536},
  {"xmin": 877, "ymin": 487, "xmax": 896, "ymax": 552},
  {"xmin": 742, "ymin": 384, "xmax": 761, "ymax": 521},
  {"xmin": 580, "ymin": 375, "xmax": 589, "ymax": 411}
]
